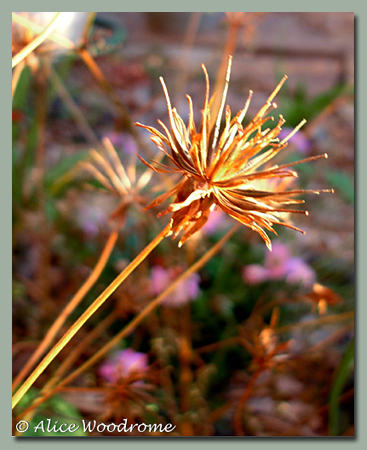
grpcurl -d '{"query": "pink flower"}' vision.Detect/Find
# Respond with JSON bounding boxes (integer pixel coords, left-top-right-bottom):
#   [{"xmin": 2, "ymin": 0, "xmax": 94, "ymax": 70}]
[
  {"xmin": 264, "ymin": 242, "xmax": 291, "ymax": 279},
  {"xmin": 202, "ymin": 209, "xmax": 226, "ymax": 235},
  {"xmin": 150, "ymin": 265, "xmax": 200, "ymax": 308},
  {"xmin": 77, "ymin": 205, "xmax": 107, "ymax": 237},
  {"xmin": 99, "ymin": 349, "xmax": 148, "ymax": 384},
  {"xmin": 284, "ymin": 257, "xmax": 316, "ymax": 288},
  {"xmin": 103, "ymin": 131, "xmax": 138, "ymax": 155},
  {"xmin": 242, "ymin": 242, "xmax": 316, "ymax": 288},
  {"xmin": 150, "ymin": 265, "xmax": 171, "ymax": 296},
  {"xmin": 242, "ymin": 264, "xmax": 270, "ymax": 285}
]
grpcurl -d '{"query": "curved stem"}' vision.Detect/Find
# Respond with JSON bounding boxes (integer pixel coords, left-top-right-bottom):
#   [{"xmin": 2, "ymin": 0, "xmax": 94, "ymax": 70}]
[
  {"xmin": 12, "ymin": 223, "xmax": 171, "ymax": 409},
  {"xmin": 233, "ymin": 368, "xmax": 263, "ymax": 436},
  {"xmin": 12, "ymin": 226, "xmax": 120, "ymax": 392}
]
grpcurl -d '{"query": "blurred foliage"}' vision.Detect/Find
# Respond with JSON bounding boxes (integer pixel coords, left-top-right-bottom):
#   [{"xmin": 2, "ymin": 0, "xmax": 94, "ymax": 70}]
[
  {"xmin": 279, "ymin": 81, "xmax": 348, "ymax": 126},
  {"xmin": 326, "ymin": 170, "xmax": 354, "ymax": 204}
]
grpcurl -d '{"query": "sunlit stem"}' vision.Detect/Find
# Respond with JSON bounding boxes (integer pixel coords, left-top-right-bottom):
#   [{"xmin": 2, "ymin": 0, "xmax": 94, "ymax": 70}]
[
  {"xmin": 12, "ymin": 223, "xmax": 171, "ymax": 409},
  {"xmin": 12, "ymin": 13, "xmax": 62, "ymax": 68},
  {"xmin": 210, "ymin": 14, "xmax": 243, "ymax": 129},
  {"xmin": 16, "ymin": 224, "xmax": 240, "ymax": 417},
  {"xmin": 12, "ymin": 13, "xmax": 74, "ymax": 50},
  {"xmin": 12, "ymin": 226, "xmax": 120, "ymax": 392},
  {"xmin": 13, "ymin": 313, "xmax": 116, "ymax": 435},
  {"xmin": 12, "ymin": 60, "xmax": 25, "ymax": 99}
]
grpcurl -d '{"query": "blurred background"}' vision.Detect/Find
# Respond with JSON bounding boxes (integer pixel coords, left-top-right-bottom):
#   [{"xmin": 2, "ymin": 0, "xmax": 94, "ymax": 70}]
[{"xmin": 12, "ymin": 12, "xmax": 354, "ymax": 436}]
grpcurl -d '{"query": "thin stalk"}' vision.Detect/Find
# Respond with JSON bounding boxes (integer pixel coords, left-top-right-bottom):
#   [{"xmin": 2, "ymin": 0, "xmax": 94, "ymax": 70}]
[
  {"xmin": 48, "ymin": 312, "xmax": 116, "ymax": 386},
  {"xmin": 61, "ymin": 224, "xmax": 239, "ymax": 387},
  {"xmin": 12, "ymin": 226, "xmax": 120, "ymax": 392},
  {"xmin": 34, "ymin": 63, "xmax": 52, "ymax": 325},
  {"xmin": 12, "ymin": 13, "xmax": 62, "ymax": 68},
  {"xmin": 208, "ymin": 367, "xmax": 262, "ymax": 428},
  {"xmin": 17, "ymin": 224, "xmax": 240, "ymax": 417},
  {"xmin": 307, "ymin": 323, "xmax": 354, "ymax": 354},
  {"xmin": 196, "ymin": 336, "xmax": 240, "ymax": 354},
  {"xmin": 197, "ymin": 312, "xmax": 354, "ymax": 354},
  {"xmin": 47, "ymin": 62, "xmax": 101, "ymax": 147},
  {"xmin": 174, "ymin": 12, "xmax": 202, "ymax": 107},
  {"xmin": 12, "ymin": 223, "xmax": 171, "ymax": 409},
  {"xmin": 12, "ymin": 13, "xmax": 74, "ymax": 50},
  {"xmin": 14, "ymin": 313, "xmax": 116, "ymax": 435},
  {"xmin": 178, "ymin": 304, "xmax": 194, "ymax": 436},
  {"xmin": 12, "ymin": 60, "xmax": 25, "ymax": 99},
  {"xmin": 77, "ymin": 48, "xmax": 156, "ymax": 158},
  {"xmin": 210, "ymin": 13, "xmax": 243, "ymax": 129},
  {"xmin": 78, "ymin": 48, "xmax": 135, "ymax": 134},
  {"xmin": 34, "ymin": 66, "xmax": 48, "ymax": 186},
  {"xmin": 275, "ymin": 311, "xmax": 354, "ymax": 334},
  {"xmin": 233, "ymin": 368, "xmax": 263, "ymax": 436},
  {"xmin": 80, "ymin": 13, "xmax": 97, "ymax": 48},
  {"xmin": 208, "ymin": 312, "xmax": 354, "ymax": 429},
  {"xmin": 159, "ymin": 367, "xmax": 179, "ymax": 420}
]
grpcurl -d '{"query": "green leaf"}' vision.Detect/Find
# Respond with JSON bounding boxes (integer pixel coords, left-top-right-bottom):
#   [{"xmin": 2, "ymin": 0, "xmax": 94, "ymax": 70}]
[
  {"xmin": 328, "ymin": 337, "xmax": 354, "ymax": 436},
  {"xmin": 279, "ymin": 82, "xmax": 346, "ymax": 127},
  {"xmin": 12, "ymin": 65, "xmax": 32, "ymax": 110}
]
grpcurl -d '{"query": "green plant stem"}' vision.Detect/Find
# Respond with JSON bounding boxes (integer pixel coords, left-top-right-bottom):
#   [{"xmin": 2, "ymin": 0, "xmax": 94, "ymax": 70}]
[{"xmin": 328, "ymin": 337, "xmax": 354, "ymax": 436}]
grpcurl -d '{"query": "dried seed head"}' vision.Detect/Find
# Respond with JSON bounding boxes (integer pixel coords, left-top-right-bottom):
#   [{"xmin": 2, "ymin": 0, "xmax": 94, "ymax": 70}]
[{"xmin": 135, "ymin": 56, "xmax": 333, "ymax": 250}]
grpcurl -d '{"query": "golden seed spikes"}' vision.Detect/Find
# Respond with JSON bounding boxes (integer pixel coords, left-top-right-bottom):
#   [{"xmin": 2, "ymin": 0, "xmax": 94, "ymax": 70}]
[{"xmin": 135, "ymin": 58, "xmax": 333, "ymax": 249}]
